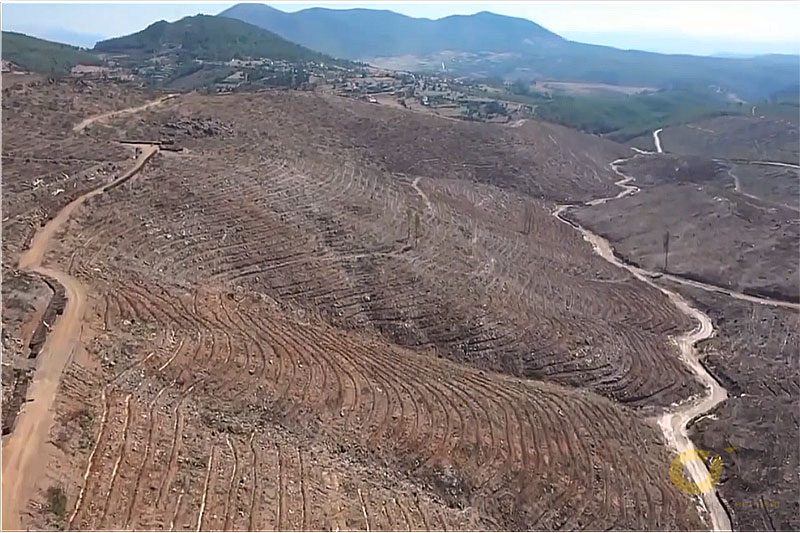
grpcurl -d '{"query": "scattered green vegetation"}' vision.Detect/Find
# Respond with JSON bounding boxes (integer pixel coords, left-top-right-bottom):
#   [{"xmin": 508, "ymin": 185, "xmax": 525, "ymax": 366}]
[
  {"xmin": 2, "ymin": 31, "xmax": 101, "ymax": 75},
  {"xmin": 168, "ymin": 66, "xmax": 235, "ymax": 91},
  {"xmin": 538, "ymin": 90, "xmax": 744, "ymax": 141},
  {"xmin": 476, "ymin": 84, "xmax": 748, "ymax": 141},
  {"xmin": 45, "ymin": 485, "xmax": 67, "ymax": 529}
]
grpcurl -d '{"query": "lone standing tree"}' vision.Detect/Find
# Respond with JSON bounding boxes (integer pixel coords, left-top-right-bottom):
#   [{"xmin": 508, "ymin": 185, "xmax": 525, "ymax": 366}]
[{"xmin": 663, "ymin": 230, "xmax": 670, "ymax": 272}]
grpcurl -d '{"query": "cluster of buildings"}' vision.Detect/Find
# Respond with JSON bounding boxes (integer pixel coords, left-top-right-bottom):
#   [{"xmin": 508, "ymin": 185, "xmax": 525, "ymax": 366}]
[
  {"xmin": 65, "ymin": 53, "xmax": 533, "ymax": 124},
  {"xmin": 328, "ymin": 69, "xmax": 535, "ymax": 123}
]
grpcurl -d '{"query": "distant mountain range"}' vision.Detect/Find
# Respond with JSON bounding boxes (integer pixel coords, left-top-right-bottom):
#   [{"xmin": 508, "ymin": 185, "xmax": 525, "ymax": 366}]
[
  {"xmin": 94, "ymin": 15, "xmax": 339, "ymax": 65},
  {"xmin": 559, "ymin": 30, "xmax": 799, "ymax": 57},
  {"xmin": 219, "ymin": 5, "xmax": 565, "ymax": 58},
  {"xmin": 221, "ymin": 3, "xmax": 799, "ymax": 101},
  {"xmin": 2, "ymin": 14, "xmax": 345, "ymax": 84},
  {"xmin": 3, "ymin": 4, "xmax": 798, "ymax": 102}
]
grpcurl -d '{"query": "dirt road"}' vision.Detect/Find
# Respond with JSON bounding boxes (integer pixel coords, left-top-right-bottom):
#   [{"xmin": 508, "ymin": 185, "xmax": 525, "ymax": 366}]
[
  {"xmin": 744, "ymin": 160, "xmax": 800, "ymax": 170},
  {"xmin": 2, "ymin": 144, "xmax": 160, "ymax": 530},
  {"xmin": 653, "ymin": 128, "xmax": 664, "ymax": 153},
  {"xmin": 655, "ymin": 270, "xmax": 800, "ymax": 310},
  {"xmin": 72, "ymin": 95, "xmax": 176, "ymax": 133},
  {"xmin": 587, "ymin": 157, "xmax": 798, "ymax": 309},
  {"xmin": 554, "ymin": 156, "xmax": 732, "ymax": 531},
  {"xmin": 585, "ymin": 158, "xmax": 640, "ymax": 206},
  {"xmin": 411, "ymin": 176, "xmax": 434, "ymax": 214},
  {"xmin": 718, "ymin": 160, "xmax": 800, "ymax": 215}
]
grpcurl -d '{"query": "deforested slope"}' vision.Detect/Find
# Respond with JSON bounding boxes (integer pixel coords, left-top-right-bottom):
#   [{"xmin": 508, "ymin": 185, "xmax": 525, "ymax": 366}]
[{"xmin": 2, "ymin": 79, "xmax": 709, "ymax": 530}]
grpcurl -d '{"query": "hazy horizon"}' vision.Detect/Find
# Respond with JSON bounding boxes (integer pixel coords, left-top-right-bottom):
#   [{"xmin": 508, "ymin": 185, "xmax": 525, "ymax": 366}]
[{"xmin": 2, "ymin": 1, "xmax": 799, "ymax": 56}]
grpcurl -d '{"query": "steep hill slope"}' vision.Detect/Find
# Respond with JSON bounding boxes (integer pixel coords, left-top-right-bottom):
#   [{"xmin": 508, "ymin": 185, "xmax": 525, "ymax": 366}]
[
  {"xmin": 94, "ymin": 14, "xmax": 340, "ymax": 65},
  {"xmin": 1, "ymin": 31, "xmax": 101, "ymax": 74},
  {"xmin": 221, "ymin": 4, "xmax": 798, "ymax": 100},
  {"xmin": 2, "ymin": 76, "xmax": 708, "ymax": 532}
]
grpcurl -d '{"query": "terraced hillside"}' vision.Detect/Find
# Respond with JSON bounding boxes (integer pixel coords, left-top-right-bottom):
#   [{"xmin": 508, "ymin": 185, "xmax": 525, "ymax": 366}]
[
  {"xmin": 51, "ymin": 279, "xmax": 703, "ymax": 531},
  {"xmin": 78, "ymin": 91, "xmax": 700, "ymax": 408},
  {"xmin": 2, "ymin": 78, "xmax": 710, "ymax": 530},
  {"xmin": 1, "ymin": 76, "xmax": 155, "ymax": 259}
]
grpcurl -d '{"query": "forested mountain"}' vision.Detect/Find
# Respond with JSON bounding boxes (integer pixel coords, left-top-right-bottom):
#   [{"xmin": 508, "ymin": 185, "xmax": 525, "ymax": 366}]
[
  {"xmin": 2, "ymin": 31, "xmax": 101, "ymax": 74},
  {"xmin": 221, "ymin": 4, "xmax": 799, "ymax": 100},
  {"xmin": 94, "ymin": 14, "xmax": 341, "ymax": 65}
]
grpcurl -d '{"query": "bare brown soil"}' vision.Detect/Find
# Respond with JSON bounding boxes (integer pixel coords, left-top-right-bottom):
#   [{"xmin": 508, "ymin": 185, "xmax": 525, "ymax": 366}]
[
  {"xmin": 2, "ymin": 80, "xmax": 726, "ymax": 530},
  {"xmin": 1, "ymin": 77, "xmax": 156, "ymax": 420},
  {"xmin": 723, "ymin": 162, "xmax": 800, "ymax": 211},
  {"xmin": 80, "ymin": 91, "xmax": 701, "ymax": 407},
  {"xmin": 555, "ymin": 186, "xmax": 731, "ymax": 530},
  {"xmin": 629, "ymin": 115, "xmax": 799, "ymax": 164},
  {"xmin": 571, "ymin": 115, "xmax": 800, "ymax": 531},
  {"xmin": 1, "ymin": 76, "xmax": 155, "ymax": 261},
  {"xmin": 571, "ymin": 153, "xmax": 799, "ymax": 302}
]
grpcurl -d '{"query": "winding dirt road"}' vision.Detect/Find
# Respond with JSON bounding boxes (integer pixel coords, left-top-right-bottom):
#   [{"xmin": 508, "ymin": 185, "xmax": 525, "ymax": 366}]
[
  {"xmin": 554, "ymin": 156, "xmax": 732, "ymax": 531},
  {"xmin": 1, "ymin": 144, "xmax": 160, "ymax": 530},
  {"xmin": 597, "ymin": 155, "xmax": 798, "ymax": 309},
  {"xmin": 585, "ymin": 158, "xmax": 640, "ymax": 206},
  {"xmin": 72, "ymin": 94, "xmax": 176, "ymax": 133},
  {"xmin": 411, "ymin": 176, "xmax": 434, "ymax": 214}
]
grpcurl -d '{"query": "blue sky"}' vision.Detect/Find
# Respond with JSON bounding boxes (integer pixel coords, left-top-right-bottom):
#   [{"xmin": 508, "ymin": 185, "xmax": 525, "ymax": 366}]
[{"xmin": 2, "ymin": 1, "xmax": 799, "ymax": 55}]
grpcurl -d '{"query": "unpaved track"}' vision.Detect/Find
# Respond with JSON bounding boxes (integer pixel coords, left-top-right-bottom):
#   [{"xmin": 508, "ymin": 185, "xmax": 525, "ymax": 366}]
[
  {"xmin": 72, "ymin": 95, "xmax": 176, "ymax": 133},
  {"xmin": 599, "ymin": 156, "xmax": 798, "ymax": 309},
  {"xmin": 653, "ymin": 128, "xmax": 664, "ymax": 153},
  {"xmin": 719, "ymin": 160, "xmax": 800, "ymax": 214},
  {"xmin": 743, "ymin": 160, "xmax": 800, "ymax": 170},
  {"xmin": 655, "ymin": 270, "xmax": 799, "ymax": 310},
  {"xmin": 2, "ymin": 144, "xmax": 160, "ymax": 530},
  {"xmin": 554, "ymin": 155, "xmax": 732, "ymax": 531},
  {"xmin": 585, "ymin": 158, "xmax": 639, "ymax": 206}
]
